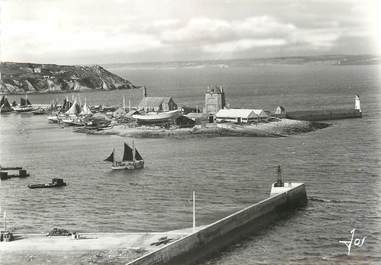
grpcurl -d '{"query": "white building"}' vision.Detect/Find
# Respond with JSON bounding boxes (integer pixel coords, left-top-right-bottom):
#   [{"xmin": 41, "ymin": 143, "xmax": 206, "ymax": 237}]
[
  {"xmin": 216, "ymin": 109, "xmax": 268, "ymax": 123},
  {"xmin": 252, "ymin": 109, "xmax": 269, "ymax": 119}
]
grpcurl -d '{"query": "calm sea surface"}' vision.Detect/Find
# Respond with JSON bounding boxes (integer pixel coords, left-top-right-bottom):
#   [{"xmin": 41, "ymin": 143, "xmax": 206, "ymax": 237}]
[{"xmin": 1, "ymin": 62, "xmax": 380, "ymax": 264}]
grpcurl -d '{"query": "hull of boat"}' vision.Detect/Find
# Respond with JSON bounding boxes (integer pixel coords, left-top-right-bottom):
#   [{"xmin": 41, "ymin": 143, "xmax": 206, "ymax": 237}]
[
  {"xmin": 47, "ymin": 116, "xmax": 59, "ymax": 123},
  {"xmin": 61, "ymin": 118, "xmax": 83, "ymax": 126},
  {"xmin": 0, "ymin": 109, "xmax": 13, "ymax": 113},
  {"xmin": 14, "ymin": 106, "xmax": 34, "ymax": 112},
  {"xmin": 32, "ymin": 110, "xmax": 47, "ymax": 115},
  {"xmin": 28, "ymin": 183, "xmax": 66, "ymax": 189},
  {"xmin": 0, "ymin": 106, "xmax": 13, "ymax": 113},
  {"xmin": 111, "ymin": 160, "xmax": 144, "ymax": 170},
  {"xmin": 132, "ymin": 110, "xmax": 180, "ymax": 122}
]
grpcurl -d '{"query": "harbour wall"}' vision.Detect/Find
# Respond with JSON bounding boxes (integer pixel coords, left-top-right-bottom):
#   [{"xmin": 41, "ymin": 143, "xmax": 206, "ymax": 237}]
[
  {"xmin": 128, "ymin": 183, "xmax": 307, "ymax": 265},
  {"xmin": 285, "ymin": 108, "xmax": 362, "ymax": 121}
]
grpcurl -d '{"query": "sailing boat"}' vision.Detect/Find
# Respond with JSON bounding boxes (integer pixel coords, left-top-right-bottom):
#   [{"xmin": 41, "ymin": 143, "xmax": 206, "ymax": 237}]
[
  {"xmin": 0, "ymin": 96, "xmax": 13, "ymax": 113},
  {"xmin": 61, "ymin": 99, "xmax": 83, "ymax": 126},
  {"xmin": 104, "ymin": 142, "xmax": 144, "ymax": 170},
  {"xmin": 13, "ymin": 95, "xmax": 33, "ymax": 112}
]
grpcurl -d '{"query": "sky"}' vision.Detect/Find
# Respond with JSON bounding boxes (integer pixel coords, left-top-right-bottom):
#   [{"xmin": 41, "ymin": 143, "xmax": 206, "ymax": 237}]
[{"xmin": 0, "ymin": 0, "xmax": 380, "ymax": 64}]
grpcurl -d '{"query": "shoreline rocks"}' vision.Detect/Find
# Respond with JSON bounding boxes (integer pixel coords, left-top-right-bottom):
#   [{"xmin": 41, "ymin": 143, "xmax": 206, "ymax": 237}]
[{"xmin": 80, "ymin": 119, "xmax": 330, "ymax": 138}]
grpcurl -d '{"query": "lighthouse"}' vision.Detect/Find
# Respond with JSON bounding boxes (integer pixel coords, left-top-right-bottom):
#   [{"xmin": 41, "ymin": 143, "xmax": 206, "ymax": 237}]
[{"xmin": 355, "ymin": 95, "xmax": 361, "ymax": 112}]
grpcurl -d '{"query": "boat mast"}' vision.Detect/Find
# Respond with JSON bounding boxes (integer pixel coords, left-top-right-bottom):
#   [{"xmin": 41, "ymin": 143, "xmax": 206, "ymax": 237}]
[
  {"xmin": 112, "ymin": 148, "xmax": 115, "ymax": 166},
  {"xmin": 132, "ymin": 141, "xmax": 135, "ymax": 162}
]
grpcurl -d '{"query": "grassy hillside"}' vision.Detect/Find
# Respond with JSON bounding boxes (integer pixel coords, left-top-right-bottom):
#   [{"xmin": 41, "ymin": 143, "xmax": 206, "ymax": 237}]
[{"xmin": 0, "ymin": 62, "xmax": 136, "ymax": 94}]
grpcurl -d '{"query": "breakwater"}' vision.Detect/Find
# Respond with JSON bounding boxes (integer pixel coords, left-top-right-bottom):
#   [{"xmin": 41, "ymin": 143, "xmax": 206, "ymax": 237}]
[
  {"xmin": 285, "ymin": 109, "xmax": 362, "ymax": 121},
  {"xmin": 128, "ymin": 183, "xmax": 307, "ymax": 265}
]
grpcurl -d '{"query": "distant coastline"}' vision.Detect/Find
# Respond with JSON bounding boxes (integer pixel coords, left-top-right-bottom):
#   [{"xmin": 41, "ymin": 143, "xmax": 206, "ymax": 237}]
[{"xmin": 103, "ymin": 54, "xmax": 381, "ymax": 68}]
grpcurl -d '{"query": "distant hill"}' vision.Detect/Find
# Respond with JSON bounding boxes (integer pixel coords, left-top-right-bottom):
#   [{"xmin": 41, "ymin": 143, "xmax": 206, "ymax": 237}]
[
  {"xmin": 0, "ymin": 62, "xmax": 136, "ymax": 94},
  {"xmin": 104, "ymin": 54, "xmax": 380, "ymax": 69}
]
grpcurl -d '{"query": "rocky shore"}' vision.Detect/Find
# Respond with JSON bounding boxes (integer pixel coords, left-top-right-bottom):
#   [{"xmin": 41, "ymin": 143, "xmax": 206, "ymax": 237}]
[
  {"xmin": 0, "ymin": 62, "xmax": 135, "ymax": 94},
  {"xmin": 80, "ymin": 119, "xmax": 329, "ymax": 138}
]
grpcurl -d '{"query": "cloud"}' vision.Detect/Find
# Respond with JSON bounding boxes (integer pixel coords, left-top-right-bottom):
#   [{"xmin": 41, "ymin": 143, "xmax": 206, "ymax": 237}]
[
  {"xmin": 0, "ymin": 0, "xmax": 377, "ymax": 63},
  {"xmin": 203, "ymin": 39, "xmax": 287, "ymax": 53},
  {"xmin": 160, "ymin": 17, "xmax": 295, "ymax": 45},
  {"xmin": 159, "ymin": 16, "xmax": 344, "ymax": 53}
]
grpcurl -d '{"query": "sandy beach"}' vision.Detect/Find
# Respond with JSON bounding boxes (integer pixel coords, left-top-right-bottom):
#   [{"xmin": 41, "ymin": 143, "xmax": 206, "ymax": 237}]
[
  {"xmin": 0, "ymin": 228, "xmax": 200, "ymax": 265},
  {"xmin": 79, "ymin": 119, "xmax": 329, "ymax": 138}
]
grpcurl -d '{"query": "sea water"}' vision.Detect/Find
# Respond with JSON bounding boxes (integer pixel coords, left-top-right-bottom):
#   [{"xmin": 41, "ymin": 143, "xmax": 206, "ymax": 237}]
[{"xmin": 0, "ymin": 62, "xmax": 380, "ymax": 264}]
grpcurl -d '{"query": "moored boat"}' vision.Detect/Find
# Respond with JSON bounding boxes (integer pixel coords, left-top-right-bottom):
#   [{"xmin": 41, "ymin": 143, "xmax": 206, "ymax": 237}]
[
  {"xmin": 32, "ymin": 108, "xmax": 47, "ymax": 115},
  {"xmin": 28, "ymin": 178, "xmax": 66, "ymax": 189},
  {"xmin": 47, "ymin": 114, "xmax": 59, "ymax": 123},
  {"xmin": 105, "ymin": 142, "xmax": 144, "ymax": 170},
  {"xmin": 13, "ymin": 96, "xmax": 34, "ymax": 112},
  {"xmin": 61, "ymin": 115, "xmax": 84, "ymax": 126}
]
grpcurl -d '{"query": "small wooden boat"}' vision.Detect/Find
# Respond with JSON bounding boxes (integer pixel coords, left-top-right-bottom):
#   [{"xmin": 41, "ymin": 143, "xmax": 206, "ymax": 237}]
[
  {"xmin": 28, "ymin": 178, "xmax": 66, "ymax": 189},
  {"xmin": 105, "ymin": 142, "xmax": 144, "ymax": 170},
  {"xmin": 61, "ymin": 115, "xmax": 84, "ymax": 126},
  {"xmin": 47, "ymin": 115, "xmax": 59, "ymax": 123},
  {"xmin": 47, "ymin": 113, "xmax": 66, "ymax": 123},
  {"xmin": 32, "ymin": 108, "xmax": 47, "ymax": 115}
]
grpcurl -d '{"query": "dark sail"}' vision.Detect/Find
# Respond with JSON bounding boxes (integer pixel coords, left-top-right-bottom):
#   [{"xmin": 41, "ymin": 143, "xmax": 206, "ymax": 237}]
[
  {"xmin": 26, "ymin": 99, "xmax": 31, "ymax": 105},
  {"xmin": 135, "ymin": 150, "xmax": 143, "ymax": 161},
  {"xmin": 0, "ymin": 97, "xmax": 12, "ymax": 111},
  {"xmin": 104, "ymin": 151, "xmax": 114, "ymax": 162},
  {"xmin": 122, "ymin": 143, "xmax": 134, "ymax": 161},
  {"xmin": 2, "ymin": 98, "xmax": 11, "ymax": 108},
  {"xmin": 75, "ymin": 103, "xmax": 81, "ymax": 114},
  {"xmin": 20, "ymin": 98, "xmax": 27, "ymax": 106},
  {"xmin": 62, "ymin": 98, "xmax": 72, "ymax": 112}
]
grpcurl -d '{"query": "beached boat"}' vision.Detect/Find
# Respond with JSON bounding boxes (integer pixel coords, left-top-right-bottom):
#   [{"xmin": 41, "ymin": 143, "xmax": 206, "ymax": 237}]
[
  {"xmin": 132, "ymin": 109, "xmax": 181, "ymax": 123},
  {"xmin": 47, "ymin": 112, "xmax": 66, "ymax": 123},
  {"xmin": 28, "ymin": 178, "xmax": 66, "ymax": 189},
  {"xmin": 13, "ymin": 97, "xmax": 34, "ymax": 112},
  {"xmin": 32, "ymin": 108, "xmax": 47, "ymax": 115},
  {"xmin": 105, "ymin": 142, "xmax": 144, "ymax": 170},
  {"xmin": 47, "ymin": 114, "xmax": 59, "ymax": 123},
  {"xmin": 61, "ymin": 115, "xmax": 84, "ymax": 126}
]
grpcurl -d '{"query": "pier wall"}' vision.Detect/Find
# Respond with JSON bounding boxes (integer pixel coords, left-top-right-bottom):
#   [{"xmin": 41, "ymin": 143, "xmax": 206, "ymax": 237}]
[
  {"xmin": 285, "ymin": 109, "xmax": 362, "ymax": 121},
  {"xmin": 128, "ymin": 183, "xmax": 307, "ymax": 265}
]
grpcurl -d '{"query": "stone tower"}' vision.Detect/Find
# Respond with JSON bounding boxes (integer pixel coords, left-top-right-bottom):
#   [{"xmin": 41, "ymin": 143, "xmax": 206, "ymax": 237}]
[{"xmin": 204, "ymin": 85, "xmax": 226, "ymax": 114}]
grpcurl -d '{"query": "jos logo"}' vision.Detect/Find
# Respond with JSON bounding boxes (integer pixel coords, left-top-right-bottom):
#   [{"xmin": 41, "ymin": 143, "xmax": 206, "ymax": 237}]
[{"xmin": 339, "ymin": 229, "xmax": 366, "ymax": 255}]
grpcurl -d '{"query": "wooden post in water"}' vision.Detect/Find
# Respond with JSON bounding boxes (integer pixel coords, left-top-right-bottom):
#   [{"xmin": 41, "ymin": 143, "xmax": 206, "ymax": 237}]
[
  {"xmin": 3, "ymin": 210, "xmax": 6, "ymax": 231},
  {"xmin": 193, "ymin": 191, "xmax": 196, "ymax": 232}
]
